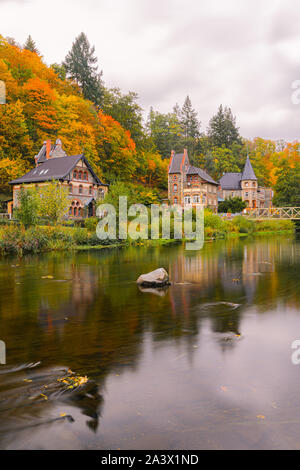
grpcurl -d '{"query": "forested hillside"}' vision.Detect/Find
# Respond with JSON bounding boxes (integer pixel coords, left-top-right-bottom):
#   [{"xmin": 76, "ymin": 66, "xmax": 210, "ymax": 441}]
[{"xmin": 0, "ymin": 33, "xmax": 299, "ymax": 206}]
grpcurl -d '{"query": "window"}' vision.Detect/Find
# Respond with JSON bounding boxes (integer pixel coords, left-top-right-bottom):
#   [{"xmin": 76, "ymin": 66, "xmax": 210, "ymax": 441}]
[
  {"xmin": 74, "ymin": 207, "xmax": 78, "ymax": 217},
  {"xmin": 193, "ymin": 195, "xmax": 201, "ymax": 204},
  {"xmin": 69, "ymin": 184, "xmax": 73, "ymax": 194},
  {"xmin": 83, "ymin": 171, "xmax": 88, "ymax": 181},
  {"xmin": 78, "ymin": 171, "xmax": 83, "ymax": 180},
  {"xmin": 173, "ymin": 183, "xmax": 178, "ymax": 192},
  {"xmin": 173, "ymin": 175, "xmax": 177, "ymax": 180},
  {"xmin": 184, "ymin": 196, "xmax": 191, "ymax": 204},
  {"xmin": 245, "ymin": 182, "xmax": 249, "ymax": 187},
  {"xmin": 245, "ymin": 192, "xmax": 249, "ymax": 197},
  {"xmin": 89, "ymin": 186, "xmax": 93, "ymax": 195},
  {"xmin": 73, "ymin": 170, "xmax": 77, "ymax": 179},
  {"xmin": 252, "ymin": 182, "xmax": 256, "ymax": 187},
  {"xmin": 79, "ymin": 185, "xmax": 83, "ymax": 194},
  {"xmin": 69, "ymin": 207, "xmax": 72, "ymax": 216},
  {"xmin": 173, "ymin": 197, "xmax": 178, "ymax": 204}
]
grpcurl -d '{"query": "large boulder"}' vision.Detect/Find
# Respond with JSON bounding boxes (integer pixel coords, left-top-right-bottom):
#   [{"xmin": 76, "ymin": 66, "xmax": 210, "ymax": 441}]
[{"xmin": 137, "ymin": 268, "xmax": 170, "ymax": 287}]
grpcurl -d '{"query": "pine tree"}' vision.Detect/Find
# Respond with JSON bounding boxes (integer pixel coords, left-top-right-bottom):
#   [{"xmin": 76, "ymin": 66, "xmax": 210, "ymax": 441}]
[
  {"xmin": 180, "ymin": 96, "xmax": 200, "ymax": 139},
  {"xmin": 207, "ymin": 104, "xmax": 241, "ymax": 148},
  {"xmin": 24, "ymin": 35, "xmax": 39, "ymax": 54},
  {"xmin": 63, "ymin": 32, "xmax": 104, "ymax": 107}
]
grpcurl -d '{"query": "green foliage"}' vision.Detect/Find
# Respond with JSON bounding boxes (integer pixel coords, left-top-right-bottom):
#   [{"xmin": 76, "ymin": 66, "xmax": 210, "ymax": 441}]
[
  {"xmin": 63, "ymin": 32, "xmax": 104, "ymax": 106},
  {"xmin": 231, "ymin": 215, "xmax": 255, "ymax": 234},
  {"xmin": 102, "ymin": 88, "xmax": 144, "ymax": 145},
  {"xmin": 84, "ymin": 217, "xmax": 99, "ymax": 232},
  {"xmin": 207, "ymin": 105, "xmax": 242, "ymax": 149},
  {"xmin": 36, "ymin": 181, "xmax": 70, "ymax": 224},
  {"xmin": 273, "ymin": 163, "xmax": 300, "ymax": 206},
  {"xmin": 218, "ymin": 197, "xmax": 247, "ymax": 213},
  {"xmin": 15, "ymin": 188, "xmax": 39, "ymax": 227},
  {"xmin": 23, "ymin": 35, "xmax": 39, "ymax": 54}
]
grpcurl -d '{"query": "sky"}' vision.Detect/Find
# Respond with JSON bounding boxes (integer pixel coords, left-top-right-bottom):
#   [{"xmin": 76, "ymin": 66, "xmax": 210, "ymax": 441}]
[{"xmin": 1, "ymin": 0, "xmax": 300, "ymax": 141}]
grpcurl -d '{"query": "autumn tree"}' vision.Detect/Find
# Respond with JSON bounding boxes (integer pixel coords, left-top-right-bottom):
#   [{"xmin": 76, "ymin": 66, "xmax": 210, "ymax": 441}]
[
  {"xmin": 273, "ymin": 163, "xmax": 300, "ymax": 206},
  {"xmin": 102, "ymin": 88, "xmax": 144, "ymax": 145},
  {"xmin": 64, "ymin": 33, "xmax": 104, "ymax": 107}
]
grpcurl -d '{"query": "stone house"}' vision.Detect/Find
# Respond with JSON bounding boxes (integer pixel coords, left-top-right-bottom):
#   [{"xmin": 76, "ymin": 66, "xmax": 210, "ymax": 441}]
[
  {"xmin": 168, "ymin": 149, "xmax": 219, "ymax": 210},
  {"xmin": 9, "ymin": 139, "xmax": 108, "ymax": 218},
  {"xmin": 219, "ymin": 156, "xmax": 273, "ymax": 208}
]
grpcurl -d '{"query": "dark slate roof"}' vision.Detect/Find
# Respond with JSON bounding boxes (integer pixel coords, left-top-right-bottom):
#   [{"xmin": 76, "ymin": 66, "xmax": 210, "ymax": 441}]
[
  {"xmin": 187, "ymin": 165, "xmax": 218, "ymax": 185},
  {"xmin": 242, "ymin": 156, "xmax": 257, "ymax": 180},
  {"xmin": 219, "ymin": 172, "xmax": 242, "ymax": 190},
  {"xmin": 9, "ymin": 155, "xmax": 106, "ymax": 186},
  {"xmin": 169, "ymin": 153, "xmax": 185, "ymax": 173}
]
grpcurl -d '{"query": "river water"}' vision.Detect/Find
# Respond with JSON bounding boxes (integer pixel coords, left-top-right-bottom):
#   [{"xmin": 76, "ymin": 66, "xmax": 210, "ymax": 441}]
[{"xmin": 0, "ymin": 237, "xmax": 300, "ymax": 450}]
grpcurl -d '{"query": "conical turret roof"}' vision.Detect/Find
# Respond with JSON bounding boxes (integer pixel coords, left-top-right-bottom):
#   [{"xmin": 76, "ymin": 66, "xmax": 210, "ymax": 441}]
[{"xmin": 242, "ymin": 155, "xmax": 257, "ymax": 180}]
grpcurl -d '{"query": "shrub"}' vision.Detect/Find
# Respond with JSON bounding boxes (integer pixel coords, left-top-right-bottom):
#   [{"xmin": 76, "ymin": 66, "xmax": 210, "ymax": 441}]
[{"xmin": 84, "ymin": 217, "xmax": 99, "ymax": 232}]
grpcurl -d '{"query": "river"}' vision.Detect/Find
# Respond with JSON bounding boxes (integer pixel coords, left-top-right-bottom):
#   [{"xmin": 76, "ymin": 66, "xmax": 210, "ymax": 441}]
[{"xmin": 0, "ymin": 236, "xmax": 300, "ymax": 450}]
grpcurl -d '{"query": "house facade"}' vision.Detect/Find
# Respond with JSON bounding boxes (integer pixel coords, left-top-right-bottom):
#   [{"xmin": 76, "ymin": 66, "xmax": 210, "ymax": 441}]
[
  {"xmin": 9, "ymin": 139, "xmax": 108, "ymax": 218},
  {"xmin": 168, "ymin": 149, "xmax": 219, "ymax": 210},
  {"xmin": 219, "ymin": 156, "xmax": 273, "ymax": 208}
]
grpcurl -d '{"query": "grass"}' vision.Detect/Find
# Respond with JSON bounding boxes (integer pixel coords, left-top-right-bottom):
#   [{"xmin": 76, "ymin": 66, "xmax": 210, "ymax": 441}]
[{"xmin": 0, "ymin": 214, "xmax": 295, "ymax": 256}]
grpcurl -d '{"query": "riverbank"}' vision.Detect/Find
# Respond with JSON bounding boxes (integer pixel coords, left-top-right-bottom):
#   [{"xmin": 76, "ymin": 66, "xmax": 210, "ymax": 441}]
[{"xmin": 0, "ymin": 214, "xmax": 295, "ymax": 256}]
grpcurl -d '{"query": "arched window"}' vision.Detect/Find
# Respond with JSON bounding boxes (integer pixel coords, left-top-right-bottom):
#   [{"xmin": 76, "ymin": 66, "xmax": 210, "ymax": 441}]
[
  {"xmin": 252, "ymin": 182, "xmax": 256, "ymax": 187},
  {"xmin": 89, "ymin": 186, "xmax": 93, "ymax": 195},
  {"xmin": 78, "ymin": 207, "xmax": 82, "ymax": 217},
  {"xmin": 73, "ymin": 170, "xmax": 77, "ymax": 179},
  {"xmin": 84, "ymin": 171, "xmax": 88, "ymax": 181},
  {"xmin": 74, "ymin": 207, "xmax": 78, "ymax": 216},
  {"xmin": 78, "ymin": 171, "xmax": 83, "ymax": 180},
  {"xmin": 173, "ymin": 197, "xmax": 178, "ymax": 204},
  {"xmin": 173, "ymin": 183, "xmax": 178, "ymax": 192},
  {"xmin": 79, "ymin": 185, "xmax": 83, "ymax": 194}
]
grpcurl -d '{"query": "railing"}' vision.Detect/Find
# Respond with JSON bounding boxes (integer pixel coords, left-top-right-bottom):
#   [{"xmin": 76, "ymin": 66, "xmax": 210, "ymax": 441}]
[
  {"xmin": 246, "ymin": 208, "xmax": 300, "ymax": 220},
  {"xmin": 0, "ymin": 213, "xmax": 11, "ymax": 220}
]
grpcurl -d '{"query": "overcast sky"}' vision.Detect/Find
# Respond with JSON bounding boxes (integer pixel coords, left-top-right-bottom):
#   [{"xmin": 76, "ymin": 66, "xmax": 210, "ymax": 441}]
[{"xmin": 2, "ymin": 0, "xmax": 300, "ymax": 141}]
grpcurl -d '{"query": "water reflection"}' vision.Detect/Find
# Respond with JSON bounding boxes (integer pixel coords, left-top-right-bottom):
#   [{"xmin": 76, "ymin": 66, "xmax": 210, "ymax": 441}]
[{"xmin": 0, "ymin": 237, "xmax": 300, "ymax": 449}]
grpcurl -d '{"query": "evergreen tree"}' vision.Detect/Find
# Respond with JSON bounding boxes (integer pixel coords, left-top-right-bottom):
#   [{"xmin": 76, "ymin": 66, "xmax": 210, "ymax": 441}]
[
  {"xmin": 207, "ymin": 105, "xmax": 241, "ymax": 148},
  {"xmin": 24, "ymin": 35, "xmax": 39, "ymax": 54},
  {"xmin": 63, "ymin": 32, "xmax": 104, "ymax": 107},
  {"xmin": 180, "ymin": 95, "xmax": 200, "ymax": 139}
]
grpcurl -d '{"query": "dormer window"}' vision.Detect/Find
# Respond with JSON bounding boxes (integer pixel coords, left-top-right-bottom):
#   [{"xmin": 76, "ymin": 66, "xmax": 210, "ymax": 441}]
[
  {"xmin": 73, "ymin": 170, "xmax": 77, "ymax": 179},
  {"xmin": 84, "ymin": 171, "xmax": 88, "ymax": 181},
  {"xmin": 78, "ymin": 171, "xmax": 83, "ymax": 180}
]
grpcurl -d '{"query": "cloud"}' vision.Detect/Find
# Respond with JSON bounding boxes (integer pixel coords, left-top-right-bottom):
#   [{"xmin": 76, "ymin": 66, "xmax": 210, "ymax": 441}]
[{"xmin": 1, "ymin": 0, "xmax": 300, "ymax": 140}]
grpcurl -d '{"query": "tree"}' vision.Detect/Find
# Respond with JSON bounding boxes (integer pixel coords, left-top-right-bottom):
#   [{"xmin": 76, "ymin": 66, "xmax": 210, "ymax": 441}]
[
  {"xmin": 96, "ymin": 111, "xmax": 138, "ymax": 181},
  {"xmin": 207, "ymin": 105, "xmax": 241, "ymax": 148},
  {"xmin": 211, "ymin": 147, "xmax": 240, "ymax": 180},
  {"xmin": 146, "ymin": 108, "xmax": 182, "ymax": 157},
  {"xmin": 24, "ymin": 35, "xmax": 39, "ymax": 54},
  {"xmin": 218, "ymin": 197, "xmax": 247, "ymax": 214},
  {"xmin": 63, "ymin": 32, "xmax": 104, "ymax": 107},
  {"xmin": 180, "ymin": 95, "xmax": 200, "ymax": 139},
  {"xmin": 273, "ymin": 163, "xmax": 300, "ymax": 206},
  {"xmin": 15, "ymin": 188, "xmax": 39, "ymax": 227},
  {"xmin": 37, "ymin": 181, "xmax": 70, "ymax": 224},
  {"xmin": 102, "ymin": 88, "xmax": 144, "ymax": 145},
  {"xmin": 50, "ymin": 63, "xmax": 66, "ymax": 81}
]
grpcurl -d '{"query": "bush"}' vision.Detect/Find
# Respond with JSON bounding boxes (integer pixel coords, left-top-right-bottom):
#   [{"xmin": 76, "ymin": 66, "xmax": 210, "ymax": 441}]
[
  {"xmin": 84, "ymin": 217, "xmax": 99, "ymax": 232},
  {"xmin": 231, "ymin": 215, "xmax": 255, "ymax": 234}
]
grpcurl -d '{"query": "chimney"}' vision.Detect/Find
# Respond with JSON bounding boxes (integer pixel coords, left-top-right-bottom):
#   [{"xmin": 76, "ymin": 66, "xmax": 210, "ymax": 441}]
[{"xmin": 46, "ymin": 139, "xmax": 51, "ymax": 159}]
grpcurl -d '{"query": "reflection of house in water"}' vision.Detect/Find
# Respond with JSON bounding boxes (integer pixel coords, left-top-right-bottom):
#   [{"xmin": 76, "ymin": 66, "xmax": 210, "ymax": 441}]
[{"xmin": 38, "ymin": 264, "xmax": 101, "ymax": 333}]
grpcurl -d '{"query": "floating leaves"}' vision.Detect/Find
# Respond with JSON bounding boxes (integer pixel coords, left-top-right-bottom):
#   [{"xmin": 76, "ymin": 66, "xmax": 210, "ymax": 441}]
[{"xmin": 57, "ymin": 374, "xmax": 88, "ymax": 389}]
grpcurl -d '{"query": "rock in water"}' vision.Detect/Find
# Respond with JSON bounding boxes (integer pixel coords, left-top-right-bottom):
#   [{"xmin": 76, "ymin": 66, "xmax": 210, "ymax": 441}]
[{"xmin": 137, "ymin": 268, "xmax": 170, "ymax": 287}]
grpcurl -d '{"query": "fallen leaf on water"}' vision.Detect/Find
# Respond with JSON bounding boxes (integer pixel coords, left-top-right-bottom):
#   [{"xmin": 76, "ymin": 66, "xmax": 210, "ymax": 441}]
[
  {"xmin": 60, "ymin": 412, "xmax": 66, "ymax": 417},
  {"xmin": 256, "ymin": 414, "xmax": 265, "ymax": 419},
  {"xmin": 40, "ymin": 393, "xmax": 48, "ymax": 401},
  {"xmin": 221, "ymin": 386, "xmax": 228, "ymax": 392},
  {"xmin": 41, "ymin": 275, "xmax": 54, "ymax": 279}
]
